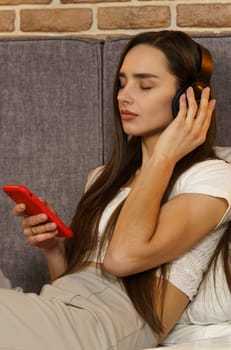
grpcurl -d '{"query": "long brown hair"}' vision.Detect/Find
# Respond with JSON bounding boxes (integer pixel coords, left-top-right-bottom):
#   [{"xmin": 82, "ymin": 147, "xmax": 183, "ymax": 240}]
[{"xmin": 64, "ymin": 31, "xmax": 231, "ymax": 335}]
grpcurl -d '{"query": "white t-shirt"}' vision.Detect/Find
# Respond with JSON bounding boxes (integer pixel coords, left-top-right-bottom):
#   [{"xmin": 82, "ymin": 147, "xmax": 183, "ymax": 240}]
[
  {"xmin": 166, "ymin": 159, "xmax": 231, "ymax": 300},
  {"xmin": 89, "ymin": 159, "xmax": 231, "ymax": 302}
]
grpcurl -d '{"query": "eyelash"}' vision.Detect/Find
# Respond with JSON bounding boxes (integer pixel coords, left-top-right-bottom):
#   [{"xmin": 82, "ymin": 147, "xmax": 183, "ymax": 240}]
[
  {"xmin": 140, "ymin": 86, "xmax": 152, "ymax": 90},
  {"xmin": 118, "ymin": 83, "xmax": 152, "ymax": 91}
]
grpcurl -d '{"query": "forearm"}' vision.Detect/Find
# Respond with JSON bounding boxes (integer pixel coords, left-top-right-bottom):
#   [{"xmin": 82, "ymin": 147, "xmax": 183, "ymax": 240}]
[
  {"xmin": 104, "ymin": 153, "xmax": 175, "ymax": 269},
  {"xmin": 104, "ymin": 159, "xmax": 228, "ymax": 276}
]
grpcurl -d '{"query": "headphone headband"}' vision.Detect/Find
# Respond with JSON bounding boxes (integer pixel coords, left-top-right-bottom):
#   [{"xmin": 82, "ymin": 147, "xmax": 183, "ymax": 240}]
[{"xmin": 196, "ymin": 43, "xmax": 213, "ymax": 86}]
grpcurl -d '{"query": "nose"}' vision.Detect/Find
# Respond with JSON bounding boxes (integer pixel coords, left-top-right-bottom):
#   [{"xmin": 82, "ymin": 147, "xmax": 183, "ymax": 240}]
[{"xmin": 117, "ymin": 88, "xmax": 134, "ymax": 104}]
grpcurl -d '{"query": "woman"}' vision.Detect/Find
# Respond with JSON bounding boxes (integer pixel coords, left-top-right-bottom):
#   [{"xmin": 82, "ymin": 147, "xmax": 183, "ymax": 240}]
[{"xmin": 0, "ymin": 30, "xmax": 231, "ymax": 349}]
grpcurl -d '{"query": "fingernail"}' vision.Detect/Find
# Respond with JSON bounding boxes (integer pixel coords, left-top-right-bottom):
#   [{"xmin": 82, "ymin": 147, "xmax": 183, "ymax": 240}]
[
  {"xmin": 39, "ymin": 214, "xmax": 47, "ymax": 220},
  {"xmin": 180, "ymin": 93, "xmax": 186, "ymax": 100},
  {"xmin": 48, "ymin": 222, "xmax": 57, "ymax": 230},
  {"xmin": 211, "ymin": 99, "xmax": 216, "ymax": 107}
]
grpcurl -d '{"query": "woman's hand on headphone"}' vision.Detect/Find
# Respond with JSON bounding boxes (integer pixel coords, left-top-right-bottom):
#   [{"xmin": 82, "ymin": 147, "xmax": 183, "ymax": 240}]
[{"xmin": 154, "ymin": 86, "xmax": 216, "ymax": 165}]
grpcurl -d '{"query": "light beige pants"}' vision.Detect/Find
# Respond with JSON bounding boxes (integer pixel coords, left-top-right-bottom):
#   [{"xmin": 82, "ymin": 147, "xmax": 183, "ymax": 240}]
[{"xmin": 0, "ymin": 267, "xmax": 156, "ymax": 350}]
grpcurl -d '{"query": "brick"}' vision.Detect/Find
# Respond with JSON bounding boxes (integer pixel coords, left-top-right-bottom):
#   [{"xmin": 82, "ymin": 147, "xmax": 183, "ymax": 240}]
[
  {"xmin": 177, "ymin": 4, "xmax": 231, "ymax": 27},
  {"xmin": 20, "ymin": 9, "xmax": 93, "ymax": 32},
  {"xmin": 0, "ymin": 0, "xmax": 51, "ymax": 3},
  {"xmin": 98, "ymin": 6, "xmax": 170, "ymax": 29},
  {"xmin": 61, "ymin": 0, "xmax": 126, "ymax": 3},
  {"xmin": 0, "ymin": 11, "xmax": 15, "ymax": 32}
]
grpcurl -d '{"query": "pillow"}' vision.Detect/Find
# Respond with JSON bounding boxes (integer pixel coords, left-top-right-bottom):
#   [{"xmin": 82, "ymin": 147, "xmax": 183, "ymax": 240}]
[{"xmin": 214, "ymin": 146, "xmax": 231, "ymax": 163}]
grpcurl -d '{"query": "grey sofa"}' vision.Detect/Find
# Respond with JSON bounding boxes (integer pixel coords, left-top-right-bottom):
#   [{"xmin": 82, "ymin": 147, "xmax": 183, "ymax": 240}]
[{"xmin": 0, "ymin": 34, "xmax": 230, "ymax": 293}]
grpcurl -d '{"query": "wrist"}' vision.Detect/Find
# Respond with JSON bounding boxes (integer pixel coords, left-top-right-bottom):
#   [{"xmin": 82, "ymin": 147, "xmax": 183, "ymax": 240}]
[
  {"xmin": 43, "ymin": 240, "xmax": 63, "ymax": 257},
  {"xmin": 43, "ymin": 242, "xmax": 67, "ymax": 280},
  {"xmin": 149, "ymin": 151, "xmax": 176, "ymax": 174}
]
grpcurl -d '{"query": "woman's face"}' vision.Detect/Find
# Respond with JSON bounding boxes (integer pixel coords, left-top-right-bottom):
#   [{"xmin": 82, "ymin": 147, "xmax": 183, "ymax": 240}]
[{"xmin": 117, "ymin": 44, "xmax": 178, "ymax": 138}]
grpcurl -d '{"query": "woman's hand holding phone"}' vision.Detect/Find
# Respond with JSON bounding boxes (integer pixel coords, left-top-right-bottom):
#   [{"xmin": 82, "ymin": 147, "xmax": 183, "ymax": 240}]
[
  {"xmin": 13, "ymin": 200, "xmax": 61, "ymax": 250},
  {"xmin": 12, "ymin": 198, "xmax": 68, "ymax": 280},
  {"xmin": 3, "ymin": 185, "xmax": 73, "ymax": 251}
]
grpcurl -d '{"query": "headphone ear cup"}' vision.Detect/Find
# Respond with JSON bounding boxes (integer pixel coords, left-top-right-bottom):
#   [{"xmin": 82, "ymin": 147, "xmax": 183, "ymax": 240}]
[
  {"xmin": 191, "ymin": 82, "xmax": 207, "ymax": 105},
  {"xmin": 172, "ymin": 43, "xmax": 213, "ymax": 119},
  {"xmin": 172, "ymin": 82, "xmax": 210, "ymax": 118}
]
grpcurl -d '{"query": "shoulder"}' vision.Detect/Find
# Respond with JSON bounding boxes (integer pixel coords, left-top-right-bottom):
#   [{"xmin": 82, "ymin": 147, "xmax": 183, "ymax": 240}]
[
  {"xmin": 187, "ymin": 159, "xmax": 231, "ymax": 182},
  {"xmin": 170, "ymin": 159, "xmax": 231, "ymax": 218},
  {"xmin": 184, "ymin": 158, "xmax": 231, "ymax": 176},
  {"xmin": 84, "ymin": 165, "xmax": 105, "ymax": 192},
  {"xmin": 174, "ymin": 159, "xmax": 231, "ymax": 195}
]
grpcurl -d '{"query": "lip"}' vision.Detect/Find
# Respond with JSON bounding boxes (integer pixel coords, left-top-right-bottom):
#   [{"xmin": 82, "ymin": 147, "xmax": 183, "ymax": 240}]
[{"xmin": 120, "ymin": 110, "xmax": 138, "ymax": 121}]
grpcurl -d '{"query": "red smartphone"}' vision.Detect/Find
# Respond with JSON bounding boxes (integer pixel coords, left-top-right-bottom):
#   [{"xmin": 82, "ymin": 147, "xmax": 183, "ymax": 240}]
[{"xmin": 2, "ymin": 184, "xmax": 73, "ymax": 238}]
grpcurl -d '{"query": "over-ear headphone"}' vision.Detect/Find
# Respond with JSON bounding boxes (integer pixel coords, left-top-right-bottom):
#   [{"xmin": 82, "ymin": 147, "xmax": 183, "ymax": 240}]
[{"xmin": 172, "ymin": 43, "xmax": 213, "ymax": 118}]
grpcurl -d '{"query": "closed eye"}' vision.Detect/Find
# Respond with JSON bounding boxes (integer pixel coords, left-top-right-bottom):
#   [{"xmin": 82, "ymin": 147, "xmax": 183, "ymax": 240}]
[
  {"xmin": 118, "ymin": 77, "xmax": 126, "ymax": 90},
  {"xmin": 118, "ymin": 83, "xmax": 125, "ymax": 89},
  {"xmin": 140, "ymin": 86, "xmax": 152, "ymax": 90}
]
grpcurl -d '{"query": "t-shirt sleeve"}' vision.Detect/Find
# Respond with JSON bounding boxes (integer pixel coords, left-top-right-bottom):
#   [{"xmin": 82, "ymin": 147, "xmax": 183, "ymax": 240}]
[
  {"xmin": 166, "ymin": 160, "xmax": 231, "ymax": 300},
  {"xmin": 169, "ymin": 159, "xmax": 231, "ymax": 225}
]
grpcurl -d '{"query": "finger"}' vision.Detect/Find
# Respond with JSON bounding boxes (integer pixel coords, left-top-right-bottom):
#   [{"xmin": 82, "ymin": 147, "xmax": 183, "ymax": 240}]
[
  {"xmin": 22, "ymin": 213, "xmax": 48, "ymax": 229},
  {"xmin": 191, "ymin": 96, "xmax": 216, "ymax": 146},
  {"xmin": 30, "ymin": 222, "xmax": 57, "ymax": 236},
  {"xmin": 27, "ymin": 232, "xmax": 58, "ymax": 247},
  {"xmin": 195, "ymin": 87, "xmax": 211, "ymax": 122},
  {"xmin": 185, "ymin": 87, "xmax": 198, "ymax": 121},
  {"xmin": 201, "ymin": 98, "xmax": 216, "ymax": 130},
  {"xmin": 23, "ymin": 222, "xmax": 57, "ymax": 237},
  {"xmin": 13, "ymin": 203, "xmax": 27, "ymax": 217},
  {"xmin": 38, "ymin": 197, "xmax": 49, "ymax": 207},
  {"xmin": 195, "ymin": 88, "xmax": 215, "ymax": 131},
  {"xmin": 176, "ymin": 93, "xmax": 187, "ymax": 119},
  {"xmin": 39, "ymin": 198, "xmax": 57, "ymax": 214},
  {"xmin": 208, "ymin": 98, "xmax": 216, "ymax": 116}
]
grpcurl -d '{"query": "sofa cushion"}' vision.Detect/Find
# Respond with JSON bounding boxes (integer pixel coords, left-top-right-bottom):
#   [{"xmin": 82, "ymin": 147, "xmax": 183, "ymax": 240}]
[
  {"xmin": 215, "ymin": 146, "xmax": 231, "ymax": 163},
  {"xmin": 194, "ymin": 35, "xmax": 231, "ymax": 146},
  {"xmin": 0, "ymin": 38, "xmax": 103, "ymax": 292}
]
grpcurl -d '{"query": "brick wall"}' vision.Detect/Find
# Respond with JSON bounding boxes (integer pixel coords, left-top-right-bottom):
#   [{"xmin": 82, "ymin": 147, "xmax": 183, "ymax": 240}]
[{"xmin": 0, "ymin": 0, "xmax": 230, "ymax": 37}]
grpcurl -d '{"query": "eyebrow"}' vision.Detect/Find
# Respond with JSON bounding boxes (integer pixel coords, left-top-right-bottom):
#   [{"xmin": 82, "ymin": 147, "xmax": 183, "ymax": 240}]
[{"xmin": 118, "ymin": 72, "xmax": 159, "ymax": 79}]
